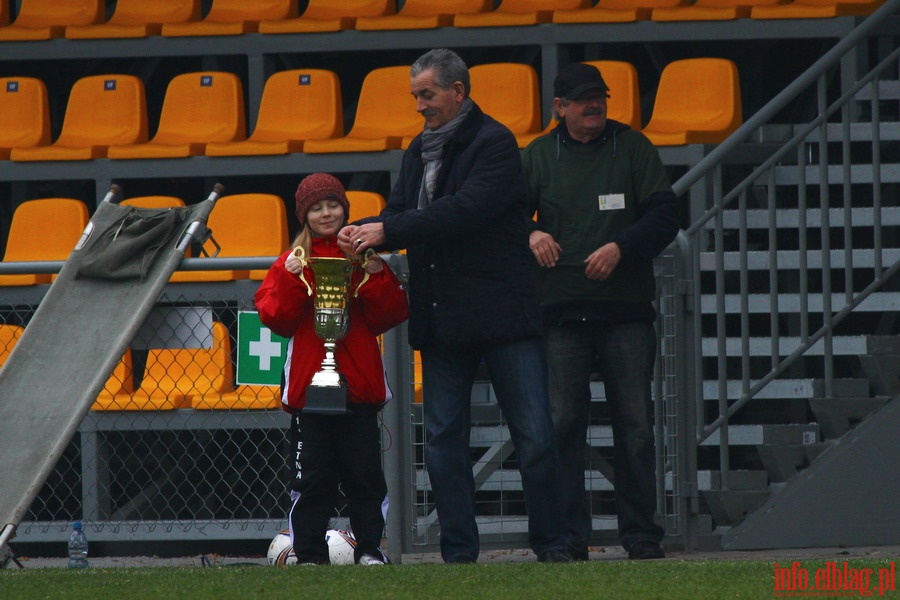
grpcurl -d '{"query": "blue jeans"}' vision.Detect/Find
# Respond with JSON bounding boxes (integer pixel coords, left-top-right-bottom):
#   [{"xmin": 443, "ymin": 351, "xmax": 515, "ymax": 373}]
[
  {"xmin": 545, "ymin": 320, "xmax": 664, "ymax": 552},
  {"xmin": 422, "ymin": 338, "xmax": 568, "ymax": 562}
]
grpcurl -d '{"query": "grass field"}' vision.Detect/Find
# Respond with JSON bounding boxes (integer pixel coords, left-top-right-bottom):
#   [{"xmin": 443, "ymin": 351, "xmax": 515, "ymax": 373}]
[{"xmin": 2, "ymin": 558, "xmax": 897, "ymax": 599}]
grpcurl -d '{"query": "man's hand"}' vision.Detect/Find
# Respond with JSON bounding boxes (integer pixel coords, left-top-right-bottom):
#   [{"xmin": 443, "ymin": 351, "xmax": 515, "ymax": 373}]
[
  {"xmin": 338, "ymin": 222, "xmax": 386, "ymax": 255},
  {"xmin": 529, "ymin": 230, "xmax": 562, "ymax": 268},
  {"xmin": 584, "ymin": 242, "xmax": 621, "ymax": 281}
]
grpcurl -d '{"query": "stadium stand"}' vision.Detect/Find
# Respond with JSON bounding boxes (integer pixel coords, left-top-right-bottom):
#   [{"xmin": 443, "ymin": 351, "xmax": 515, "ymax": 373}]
[
  {"xmin": 454, "ymin": 0, "xmax": 592, "ymax": 26},
  {"xmin": 650, "ymin": 0, "xmax": 785, "ymax": 21},
  {"xmin": 257, "ymin": 0, "xmax": 393, "ymax": 33},
  {"xmin": 553, "ymin": 0, "xmax": 691, "ymax": 22},
  {"xmin": 0, "ymin": 77, "xmax": 50, "ymax": 159},
  {"xmin": 354, "ymin": 0, "xmax": 492, "ymax": 30},
  {"xmin": 161, "ymin": 0, "xmax": 297, "ymax": 37},
  {"xmin": 64, "ymin": 0, "xmax": 201, "ymax": 39},
  {"xmin": 0, "ymin": 0, "xmax": 103, "ymax": 40},
  {"xmin": 750, "ymin": 0, "xmax": 887, "ymax": 18}
]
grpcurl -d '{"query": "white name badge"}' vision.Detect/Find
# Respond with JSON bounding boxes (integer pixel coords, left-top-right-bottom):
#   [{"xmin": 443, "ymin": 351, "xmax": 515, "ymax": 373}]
[{"xmin": 598, "ymin": 193, "xmax": 626, "ymax": 211}]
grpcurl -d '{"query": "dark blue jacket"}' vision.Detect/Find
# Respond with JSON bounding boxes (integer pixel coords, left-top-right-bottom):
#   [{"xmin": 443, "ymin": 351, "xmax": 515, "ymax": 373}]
[{"xmin": 365, "ymin": 102, "xmax": 543, "ymax": 349}]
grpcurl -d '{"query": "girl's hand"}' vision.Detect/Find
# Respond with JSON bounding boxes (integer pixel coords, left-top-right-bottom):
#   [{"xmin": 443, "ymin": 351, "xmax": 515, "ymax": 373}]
[{"xmin": 284, "ymin": 252, "xmax": 304, "ymax": 275}]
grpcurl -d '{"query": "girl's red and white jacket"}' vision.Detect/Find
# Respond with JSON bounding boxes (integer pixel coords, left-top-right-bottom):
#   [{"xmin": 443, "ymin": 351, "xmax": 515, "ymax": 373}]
[{"xmin": 254, "ymin": 236, "xmax": 409, "ymax": 412}]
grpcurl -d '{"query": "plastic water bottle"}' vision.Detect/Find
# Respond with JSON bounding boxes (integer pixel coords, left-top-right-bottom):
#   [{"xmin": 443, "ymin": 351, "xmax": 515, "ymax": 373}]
[{"xmin": 67, "ymin": 521, "xmax": 89, "ymax": 569}]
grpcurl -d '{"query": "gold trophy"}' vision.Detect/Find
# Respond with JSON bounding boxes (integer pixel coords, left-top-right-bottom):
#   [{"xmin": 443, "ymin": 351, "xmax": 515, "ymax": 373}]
[{"xmin": 292, "ymin": 246, "xmax": 375, "ymax": 414}]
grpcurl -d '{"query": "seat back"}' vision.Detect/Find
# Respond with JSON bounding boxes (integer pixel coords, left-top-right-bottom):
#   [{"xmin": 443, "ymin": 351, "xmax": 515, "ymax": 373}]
[
  {"xmin": 120, "ymin": 196, "xmax": 186, "ymax": 209},
  {"xmin": 0, "ymin": 198, "xmax": 90, "ymax": 286},
  {"xmin": 105, "ymin": 0, "xmax": 201, "ymax": 25},
  {"xmin": 397, "ymin": 0, "xmax": 491, "ymax": 16},
  {"xmin": 139, "ymin": 321, "xmax": 234, "ymax": 402},
  {"xmin": 6, "ymin": 0, "xmax": 103, "ymax": 28},
  {"xmin": 170, "ymin": 193, "xmax": 288, "ymax": 282},
  {"xmin": 302, "ymin": 0, "xmax": 394, "ymax": 19},
  {"xmin": 153, "ymin": 72, "xmax": 246, "ymax": 145},
  {"xmin": 38, "ymin": 74, "xmax": 148, "ymax": 149},
  {"xmin": 642, "ymin": 58, "xmax": 742, "ymax": 145},
  {"xmin": 252, "ymin": 69, "xmax": 343, "ymax": 141},
  {"xmin": 583, "ymin": 60, "xmax": 642, "ymax": 130},
  {"xmin": 469, "ymin": 63, "xmax": 541, "ymax": 135},
  {"xmin": 0, "ymin": 77, "xmax": 51, "ymax": 155},
  {"xmin": 350, "ymin": 65, "xmax": 423, "ymax": 140},
  {"xmin": 0, "ymin": 324, "xmax": 24, "ymax": 370},
  {"xmin": 495, "ymin": 0, "xmax": 589, "ymax": 13},
  {"xmin": 346, "ymin": 191, "xmax": 386, "ymax": 223}
]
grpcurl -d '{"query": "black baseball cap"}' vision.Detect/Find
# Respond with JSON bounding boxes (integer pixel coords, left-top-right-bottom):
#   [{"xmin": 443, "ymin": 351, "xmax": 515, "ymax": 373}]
[{"xmin": 553, "ymin": 63, "xmax": 609, "ymax": 99}]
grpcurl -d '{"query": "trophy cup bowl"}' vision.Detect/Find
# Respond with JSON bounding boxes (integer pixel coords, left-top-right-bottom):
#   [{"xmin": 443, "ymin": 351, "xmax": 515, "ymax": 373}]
[{"xmin": 304, "ymin": 254, "xmax": 354, "ymax": 414}]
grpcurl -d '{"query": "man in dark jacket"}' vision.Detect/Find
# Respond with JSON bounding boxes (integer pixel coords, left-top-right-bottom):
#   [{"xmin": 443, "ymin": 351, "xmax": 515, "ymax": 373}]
[
  {"xmin": 522, "ymin": 62, "xmax": 680, "ymax": 561},
  {"xmin": 338, "ymin": 48, "xmax": 570, "ymax": 564}
]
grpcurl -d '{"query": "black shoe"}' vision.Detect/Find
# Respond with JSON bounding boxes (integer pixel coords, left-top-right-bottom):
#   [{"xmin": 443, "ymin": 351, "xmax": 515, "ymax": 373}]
[
  {"xmin": 537, "ymin": 549, "xmax": 574, "ymax": 563},
  {"xmin": 568, "ymin": 547, "xmax": 590, "ymax": 561},
  {"xmin": 627, "ymin": 540, "xmax": 665, "ymax": 560}
]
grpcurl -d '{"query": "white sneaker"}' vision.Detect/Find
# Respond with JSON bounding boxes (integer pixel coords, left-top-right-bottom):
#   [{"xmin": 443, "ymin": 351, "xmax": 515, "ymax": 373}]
[{"xmin": 357, "ymin": 554, "xmax": 385, "ymax": 566}]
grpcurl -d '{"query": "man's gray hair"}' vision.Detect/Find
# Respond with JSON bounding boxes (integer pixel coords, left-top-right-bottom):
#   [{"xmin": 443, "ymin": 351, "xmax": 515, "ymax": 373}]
[{"xmin": 410, "ymin": 48, "xmax": 470, "ymax": 97}]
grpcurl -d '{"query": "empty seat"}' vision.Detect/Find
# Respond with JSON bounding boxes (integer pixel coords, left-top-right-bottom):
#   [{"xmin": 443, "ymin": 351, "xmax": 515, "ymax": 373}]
[
  {"xmin": 258, "ymin": 0, "xmax": 393, "ymax": 33},
  {"xmin": 108, "ymin": 72, "xmax": 245, "ymax": 159},
  {"xmin": 518, "ymin": 60, "xmax": 642, "ymax": 147},
  {"xmin": 96, "ymin": 322, "xmax": 234, "ymax": 411},
  {"xmin": 162, "ymin": 0, "xmax": 297, "ymax": 36},
  {"xmin": 206, "ymin": 69, "xmax": 343, "ymax": 157},
  {"xmin": 303, "ymin": 66, "xmax": 422, "ymax": 154},
  {"xmin": 91, "ymin": 350, "xmax": 137, "ymax": 409},
  {"xmin": 641, "ymin": 58, "xmax": 743, "ymax": 146},
  {"xmin": 0, "ymin": 1, "xmax": 8, "ymax": 26},
  {"xmin": 0, "ymin": 324, "xmax": 25, "ymax": 370},
  {"xmin": 119, "ymin": 196, "xmax": 186, "ymax": 209},
  {"xmin": 11, "ymin": 75, "xmax": 148, "ymax": 162},
  {"xmin": 192, "ymin": 384, "xmax": 281, "ymax": 410},
  {"xmin": 468, "ymin": 63, "xmax": 542, "ymax": 148},
  {"xmin": 652, "ymin": 0, "xmax": 784, "ymax": 20},
  {"xmin": 751, "ymin": 0, "xmax": 885, "ymax": 18},
  {"xmin": 169, "ymin": 193, "xmax": 288, "ymax": 282},
  {"xmin": 65, "ymin": 0, "xmax": 201, "ymax": 39},
  {"xmin": 553, "ymin": 0, "xmax": 690, "ymax": 23},
  {"xmin": 0, "ymin": 77, "xmax": 50, "ymax": 160},
  {"xmin": 355, "ymin": 0, "xmax": 491, "ymax": 30},
  {"xmin": 0, "ymin": 198, "xmax": 90, "ymax": 286},
  {"xmin": 0, "ymin": 0, "xmax": 103, "ymax": 40},
  {"xmin": 454, "ymin": 0, "xmax": 591, "ymax": 27},
  {"xmin": 346, "ymin": 191, "xmax": 386, "ymax": 223}
]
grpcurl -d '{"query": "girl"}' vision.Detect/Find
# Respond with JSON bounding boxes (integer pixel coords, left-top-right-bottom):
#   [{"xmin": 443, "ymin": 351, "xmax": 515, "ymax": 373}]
[{"xmin": 255, "ymin": 173, "xmax": 408, "ymax": 565}]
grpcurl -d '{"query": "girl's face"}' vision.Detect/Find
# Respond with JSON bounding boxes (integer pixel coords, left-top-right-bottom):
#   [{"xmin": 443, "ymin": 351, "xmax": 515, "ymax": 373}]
[{"xmin": 306, "ymin": 198, "xmax": 346, "ymax": 237}]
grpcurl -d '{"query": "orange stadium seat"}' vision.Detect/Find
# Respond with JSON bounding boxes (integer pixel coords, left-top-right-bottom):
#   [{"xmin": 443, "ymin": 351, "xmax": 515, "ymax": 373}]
[
  {"xmin": 0, "ymin": 324, "xmax": 25, "ymax": 370},
  {"xmin": 108, "ymin": 72, "xmax": 245, "ymax": 159},
  {"xmin": 0, "ymin": 0, "xmax": 103, "ymax": 40},
  {"xmin": 469, "ymin": 63, "xmax": 542, "ymax": 148},
  {"xmin": 641, "ymin": 58, "xmax": 743, "ymax": 146},
  {"xmin": 169, "ymin": 193, "xmax": 288, "ymax": 282},
  {"xmin": 454, "ymin": 0, "xmax": 591, "ymax": 27},
  {"xmin": 303, "ymin": 66, "xmax": 421, "ymax": 154},
  {"xmin": 553, "ymin": 0, "xmax": 691, "ymax": 23},
  {"xmin": 751, "ymin": 0, "xmax": 885, "ymax": 18},
  {"xmin": 65, "ymin": 0, "xmax": 201, "ymax": 39},
  {"xmin": 0, "ymin": 198, "xmax": 90, "ymax": 286},
  {"xmin": 652, "ymin": 0, "xmax": 785, "ymax": 20},
  {"xmin": 162, "ymin": 0, "xmax": 297, "ymax": 36},
  {"xmin": 206, "ymin": 69, "xmax": 343, "ymax": 157},
  {"xmin": 518, "ymin": 60, "xmax": 642, "ymax": 147},
  {"xmin": 355, "ymin": 0, "xmax": 491, "ymax": 30},
  {"xmin": 11, "ymin": 75, "xmax": 148, "ymax": 162},
  {"xmin": 0, "ymin": 0, "xmax": 8, "ymax": 26},
  {"xmin": 258, "ymin": 0, "xmax": 393, "ymax": 33},
  {"xmin": 95, "ymin": 322, "xmax": 234, "ymax": 410},
  {"xmin": 91, "ymin": 350, "xmax": 136, "ymax": 409},
  {"xmin": 0, "ymin": 77, "xmax": 50, "ymax": 160},
  {"xmin": 346, "ymin": 191, "xmax": 386, "ymax": 223}
]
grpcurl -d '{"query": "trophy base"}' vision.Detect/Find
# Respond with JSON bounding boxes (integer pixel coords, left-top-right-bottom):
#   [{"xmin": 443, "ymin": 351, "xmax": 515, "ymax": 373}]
[{"xmin": 304, "ymin": 384, "xmax": 348, "ymax": 415}]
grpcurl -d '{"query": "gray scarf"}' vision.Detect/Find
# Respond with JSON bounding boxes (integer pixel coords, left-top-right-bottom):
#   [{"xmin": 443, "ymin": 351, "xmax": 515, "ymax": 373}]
[{"xmin": 418, "ymin": 98, "xmax": 474, "ymax": 209}]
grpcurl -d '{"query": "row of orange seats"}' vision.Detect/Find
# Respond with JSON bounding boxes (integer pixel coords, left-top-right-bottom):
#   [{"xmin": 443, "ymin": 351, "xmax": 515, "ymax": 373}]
[
  {"xmin": 0, "ymin": 190, "xmax": 386, "ymax": 287},
  {"xmin": 0, "ymin": 57, "xmax": 742, "ymax": 164},
  {"xmin": 0, "ymin": 0, "xmax": 886, "ymax": 41},
  {"xmin": 0, "ymin": 321, "xmax": 423, "ymax": 410}
]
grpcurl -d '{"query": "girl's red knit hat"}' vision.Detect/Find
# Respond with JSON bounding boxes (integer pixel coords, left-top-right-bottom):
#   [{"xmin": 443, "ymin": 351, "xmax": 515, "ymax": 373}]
[{"xmin": 294, "ymin": 173, "xmax": 350, "ymax": 227}]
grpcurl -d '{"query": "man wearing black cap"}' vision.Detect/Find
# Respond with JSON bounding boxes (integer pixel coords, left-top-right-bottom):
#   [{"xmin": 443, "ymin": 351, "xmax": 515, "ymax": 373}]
[{"xmin": 522, "ymin": 62, "xmax": 680, "ymax": 560}]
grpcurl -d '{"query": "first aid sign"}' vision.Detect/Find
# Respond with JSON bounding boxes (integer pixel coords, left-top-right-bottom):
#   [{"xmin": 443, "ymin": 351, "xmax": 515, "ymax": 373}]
[{"xmin": 236, "ymin": 311, "xmax": 289, "ymax": 386}]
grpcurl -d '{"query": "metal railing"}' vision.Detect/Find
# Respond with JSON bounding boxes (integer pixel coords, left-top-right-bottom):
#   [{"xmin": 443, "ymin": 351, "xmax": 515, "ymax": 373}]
[{"xmin": 671, "ymin": 0, "xmax": 900, "ymax": 520}]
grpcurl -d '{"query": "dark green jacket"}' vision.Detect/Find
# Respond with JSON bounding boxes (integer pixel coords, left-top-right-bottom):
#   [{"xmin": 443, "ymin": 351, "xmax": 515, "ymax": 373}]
[{"xmin": 522, "ymin": 120, "xmax": 679, "ymax": 323}]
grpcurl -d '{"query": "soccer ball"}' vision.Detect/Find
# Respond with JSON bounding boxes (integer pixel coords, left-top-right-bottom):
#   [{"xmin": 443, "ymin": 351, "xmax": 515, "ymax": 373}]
[
  {"xmin": 267, "ymin": 528, "xmax": 358, "ymax": 565},
  {"xmin": 267, "ymin": 530, "xmax": 296, "ymax": 565},
  {"xmin": 326, "ymin": 529, "xmax": 357, "ymax": 565}
]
